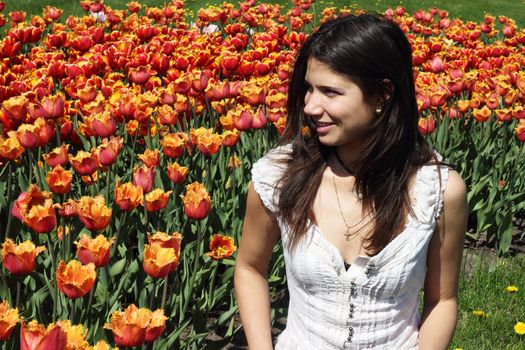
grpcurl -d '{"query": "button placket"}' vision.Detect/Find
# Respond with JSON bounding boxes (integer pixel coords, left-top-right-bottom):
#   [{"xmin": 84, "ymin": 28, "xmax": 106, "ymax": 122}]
[
  {"xmin": 364, "ymin": 261, "xmax": 375, "ymax": 275},
  {"xmin": 346, "ymin": 279, "xmax": 357, "ymax": 343}
]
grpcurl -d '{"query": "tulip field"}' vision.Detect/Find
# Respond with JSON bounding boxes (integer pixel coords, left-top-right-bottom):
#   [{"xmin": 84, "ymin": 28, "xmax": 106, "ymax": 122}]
[{"xmin": 0, "ymin": 0, "xmax": 525, "ymax": 348}]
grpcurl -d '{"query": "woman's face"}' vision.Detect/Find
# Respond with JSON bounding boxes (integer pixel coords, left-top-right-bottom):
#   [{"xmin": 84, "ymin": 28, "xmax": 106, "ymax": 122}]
[{"xmin": 304, "ymin": 58, "xmax": 376, "ymax": 155}]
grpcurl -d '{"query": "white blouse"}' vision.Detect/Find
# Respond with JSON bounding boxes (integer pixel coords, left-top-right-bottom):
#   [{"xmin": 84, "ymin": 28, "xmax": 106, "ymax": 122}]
[{"xmin": 251, "ymin": 145, "xmax": 449, "ymax": 349}]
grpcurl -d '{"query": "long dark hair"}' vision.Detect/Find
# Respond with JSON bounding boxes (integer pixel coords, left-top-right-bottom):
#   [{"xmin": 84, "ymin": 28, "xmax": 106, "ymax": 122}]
[{"xmin": 277, "ymin": 13, "xmax": 436, "ymax": 254}]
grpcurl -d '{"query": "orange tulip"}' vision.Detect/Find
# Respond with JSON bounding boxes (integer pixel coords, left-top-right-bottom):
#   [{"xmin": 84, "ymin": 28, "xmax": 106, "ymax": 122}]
[
  {"xmin": 145, "ymin": 189, "xmax": 172, "ymax": 212},
  {"xmin": 69, "ymin": 150, "xmax": 98, "ymax": 176},
  {"xmin": 0, "ymin": 300, "xmax": 18, "ymax": 341},
  {"xmin": 1, "ymin": 239, "xmax": 46, "ymax": 275},
  {"xmin": 229, "ymin": 106, "xmax": 252, "ymax": 131},
  {"xmin": 472, "ymin": 106, "xmax": 491, "ymax": 122},
  {"xmin": 114, "ymin": 181, "xmax": 143, "ymax": 212},
  {"xmin": 92, "ymin": 110, "xmax": 117, "ymax": 138},
  {"xmin": 55, "ymin": 320, "xmax": 90, "ymax": 350},
  {"xmin": 11, "ymin": 185, "xmax": 57, "ymax": 234},
  {"xmin": 42, "ymin": 6, "xmax": 63, "ymax": 23},
  {"xmin": 43, "ymin": 144, "xmax": 69, "ymax": 167},
  {"xmin": 3, "ymin": 94, "xmax": 29, "ymax": 121},
  {"xmin": 182, "ymin": 181, "xmax": 212, "ymax": 220},
  {"xmin": 56, "ymin": 260, "xmax": 96, "ymax": 299},
  {"xmin": 143, "ymin": 242, "xmax": 180, "ymax": 278},
  {"xmin": 138, "ymin": 149, "xmax": 161, "ymax": 168},
  {"xmin": 147, "ymin": 231, "xmax": 182, "ymax": 250},
  {"xmin": 239, "ymin": 82, "xmax": 266, "ymax": 105},
  {"xmin": 46, "ymin": 165, "xmax": 72, "ymax": 194},
  {"xmin": 205, "ymin": 234, "xmax": 237, "ymax": 260},
  {"xmin": 161, "ymin": 132, "xmax": 189, "ymax": 159},
  {"xmin": 40, "ymin": 94, "xmax": 65, "ymax": 119},
  {"xmin": 190, "ymin": 127, "xmax": 222, "ymax": 156},
  {"xmin": 513, "ymin": 106, "xmax": 525, "ymax": 120},
  {"xmin": 145, "ymin": 309, "xmax": 167, "ymax": 342},
  {"xmin": 76, "ymin": 234, "xmax": 114, "ymax": 267},
  {"xmin": 166, "ymin": 162, "xmax": 188, "ymax": 184},
  {"xmin": 219, "ymin": 113, "xmax": 235, "ymax": 130},
  {"xmin": 228, "ymin": 155, "xmax": 242, "ymax": 169},
  {"xmin": 251, "ymin": 105, "xmax": 268, "ymax": 129},
  {"xmin": 16, "ymin": 123, "xmax": 40, "ymax": 149},
  {"xmin": 56, "ymin": 225, "xmax": 70, "ymax": 241},
  {"xmin": 265, "ymin": 91, "xmax": 287, "ymax": 109},
  {"xmin": 157, "ymin": 104, "xmax": 179, "ymax": 126},
  {"xmin": 104, "ymin": 304, "xmax": 155, "ymax": 347},
  {"xmin": 20, "ymin": 320, "xmax": 66, "ymax": 350},
  {"xmin": 495, "ymin": 108, "xmax": 512, "ymax": 122},
  {"xmin": 96, "ymin": 136, "xmax": 122, "ymax": 166},
  {"xmin": 132, "ymin": 165, "xmax": 155, "ymax": 193},
  {"xmin": 515, "ymin": 119, "xmax": 525, "ymax": 142},
  {"xmin": 55, "ymin": 199, "xmax": 78, "ymax": 218},
  {"xmin": 92, "ymin": 340, "xmax": 115, "ymax": 350},
  {"xmin": 76, "ymin": 196, "xmax": 112, "ymax": 232},
  {"xmin": 129, "ymin": 66, "xmax": 155, "ymax": 85},
  {"xmin": 0, "ymin": 135, "xmax": 25, "ymax": 160},
  {"xmin": 418, "ymin": 116, "xmax": 436, "ymax": 135},
  {"xmin": 273, "ymin": 116, "xmax": 287, "ymax": 134}
]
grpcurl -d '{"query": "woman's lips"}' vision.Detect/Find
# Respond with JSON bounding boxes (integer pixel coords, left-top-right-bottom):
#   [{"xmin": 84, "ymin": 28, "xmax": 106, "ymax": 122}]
[{"xmin": 315, "ymin": 121, "xmax": 334, "ymax": 134}]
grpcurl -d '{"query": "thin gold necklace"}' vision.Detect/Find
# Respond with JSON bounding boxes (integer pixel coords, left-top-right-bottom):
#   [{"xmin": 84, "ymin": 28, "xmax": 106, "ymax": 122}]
[{"xmin": 332, "ymin": 173, "xmax": 362, "ymax": 241}]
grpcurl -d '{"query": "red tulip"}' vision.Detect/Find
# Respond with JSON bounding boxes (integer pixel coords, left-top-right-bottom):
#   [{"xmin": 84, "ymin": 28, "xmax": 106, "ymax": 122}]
[
  {"xmin": 1, "ymin": 239, "xmax": 46, "ymax": 275},
  {"xmin": 20, "ymin": 320, "xmax": 66, "ymax": 350},
  {"xmin": 182, "ymin": 182, "xmax": 212, "ymax": 220}
]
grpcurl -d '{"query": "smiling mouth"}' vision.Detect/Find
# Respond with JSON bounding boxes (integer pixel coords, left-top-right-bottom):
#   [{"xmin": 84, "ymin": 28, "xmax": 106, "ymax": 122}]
[{"xmin": 316, "ymin": 122, "xmax": 334, "ymax": 127}]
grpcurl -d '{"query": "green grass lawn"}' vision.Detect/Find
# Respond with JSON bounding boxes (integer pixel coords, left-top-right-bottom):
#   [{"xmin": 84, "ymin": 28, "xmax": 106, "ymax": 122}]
[
  {"xmin": 5, "ymin": 0, "xmax": 525, "ymax": 27},
  {"xmin": 451, "ymin": 250, "xmax": 525, "ymax": 349}
]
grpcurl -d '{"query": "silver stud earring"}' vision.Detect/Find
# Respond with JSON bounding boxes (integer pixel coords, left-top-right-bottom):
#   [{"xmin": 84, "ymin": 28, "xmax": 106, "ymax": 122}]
[{"xmin": 375, "ymin": 105, "xmax": 382, "ymax": 115}]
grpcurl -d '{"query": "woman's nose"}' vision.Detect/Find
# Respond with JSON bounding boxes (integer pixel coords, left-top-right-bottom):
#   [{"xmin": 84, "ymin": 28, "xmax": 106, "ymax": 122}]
[{"xmin": 303, "ymin": 91, "xmax": 322, "ymax": 117}]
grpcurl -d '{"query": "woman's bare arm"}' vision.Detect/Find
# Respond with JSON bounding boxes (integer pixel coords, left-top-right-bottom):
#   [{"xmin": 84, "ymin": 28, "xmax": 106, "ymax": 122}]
[
  {"xmin": 234, "ymin": 182, "xmax": 281, "ymax": 350},
  {"xmin": 419, "ymin": 169, "xmax": 467, "ymax": 349}
]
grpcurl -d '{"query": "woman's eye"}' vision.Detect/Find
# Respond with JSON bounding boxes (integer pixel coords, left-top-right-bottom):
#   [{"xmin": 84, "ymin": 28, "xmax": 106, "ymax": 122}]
[{"xmin": 323, "ymin": 89, "xmax": 338, "ymax": 96}]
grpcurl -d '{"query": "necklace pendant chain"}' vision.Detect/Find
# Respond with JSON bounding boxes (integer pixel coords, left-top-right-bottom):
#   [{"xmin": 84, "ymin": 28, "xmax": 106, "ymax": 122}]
[
  {"xmin": 344, "ymin": 228, "xmax": 353, "ymax": 241},
  {"xmin": 332, "ymin": 173, "xmax": 360, "ymax": 240}
]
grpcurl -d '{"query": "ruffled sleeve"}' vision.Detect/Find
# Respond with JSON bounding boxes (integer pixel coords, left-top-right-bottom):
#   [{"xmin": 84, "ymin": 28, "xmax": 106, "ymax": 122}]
[
  {"xmin": 411, "ymin": 152, "xmax": 449, "ymax": 226},
  {"xmin": 250, "ymin": 144, "xmax": 292, "ymax": 213}
]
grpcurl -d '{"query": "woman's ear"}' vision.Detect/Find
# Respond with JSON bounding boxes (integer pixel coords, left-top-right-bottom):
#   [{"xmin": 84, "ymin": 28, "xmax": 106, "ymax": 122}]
[{"xmin": 381, "ymin": 79, "xmax": 394, "ymax": 103}]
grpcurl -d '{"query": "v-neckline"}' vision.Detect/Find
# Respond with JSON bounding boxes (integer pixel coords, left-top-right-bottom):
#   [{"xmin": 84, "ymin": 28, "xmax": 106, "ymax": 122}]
[
  {"xmin": 310, "ymin": 208, "xmax": 416, "ymax": 274},
  {"xmin": 309, "ymin": 165, "xmax": 423, "ymax": 272}
]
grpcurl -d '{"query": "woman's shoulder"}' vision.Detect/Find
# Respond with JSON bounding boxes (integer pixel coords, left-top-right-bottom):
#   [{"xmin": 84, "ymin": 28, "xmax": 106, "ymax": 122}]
[
  {"xmin": 252, "ymin": 143, "xmax": 293, "ymax": 172},
  {"xmin": 251, "ymin": 143, "xmax": 293, "ymax": 213},
  {"xmin": 412, "ymin": 150, "xmax": 464, "ymax": 222}
]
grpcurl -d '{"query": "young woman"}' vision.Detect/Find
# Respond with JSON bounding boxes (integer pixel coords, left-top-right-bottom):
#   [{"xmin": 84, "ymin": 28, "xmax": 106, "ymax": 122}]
[{"xmin": 234, "ymin": 13, "xmax": 467, "ymax": 350}]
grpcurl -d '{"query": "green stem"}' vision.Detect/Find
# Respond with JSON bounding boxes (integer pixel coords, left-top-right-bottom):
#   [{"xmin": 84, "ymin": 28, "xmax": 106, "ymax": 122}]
[
  {"xmin": 27, "ymin": 151, "xmax": 34, "ymax": 185},
  {"xmin": 15, "ymin": 280, "xmax": 21, "ymax": 309},
  {"xmin": 180, "ymin": 229, "xmax": 201, "ymax": 323},
  {"xmin": 111, "ymin": 211, "xmax": 127, "ymax": 257},
  {"xmin": 46, "ymin": 233, "xmax": 58, "ymax": 321},
  {"xmin": 0, "ymin": 267, "xmax": 10, "ymax": 303},
  {"xmin": 160, "ymin": 275, "xmax": 169, "ymax": 310},
  {"xmin": 66, "ymin": 223, "xmax": 72, "ymax": 261},
  {"xmin": 4, "ymin": 162, "xmax": 13, "ymax": 240},
  {"xmin": 205, "ymin": 261, "xmax": 218, "ymax": 327},
  {"xmin": 149, "ymin": 281, "xmax": 156, "ymax": 310},
  {"xmin": 128, "ymin": 129, "xmax": 140, "ymax": 179},
  {"xmin": 143, "ymin": 193, "xmax": 149, "ymax": 228},
  {"xmin": 106, "ymin": 164, "xmax": 112, "ymax": 204},
  {"xmin": 85, "ymin": 272, "xmax": 98, "ymax": 323},
  {"xmin": 71, "ymin": 298, "xmax": 76, "ymax": 324}
]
